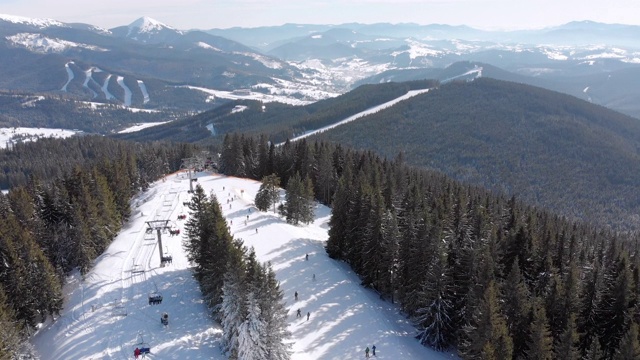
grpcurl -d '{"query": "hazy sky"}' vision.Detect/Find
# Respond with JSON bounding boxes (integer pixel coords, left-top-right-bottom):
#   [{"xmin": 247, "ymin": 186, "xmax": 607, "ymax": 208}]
[{"xmin": 1, "ymin": 0, "xmax": 639, "ymax": 30}]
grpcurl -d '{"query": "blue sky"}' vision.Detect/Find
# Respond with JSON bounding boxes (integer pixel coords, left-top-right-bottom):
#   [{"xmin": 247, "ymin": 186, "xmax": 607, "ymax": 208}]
[{"xmin": 1, "ymin": 0, "xmax": 639, "ymax": 30}]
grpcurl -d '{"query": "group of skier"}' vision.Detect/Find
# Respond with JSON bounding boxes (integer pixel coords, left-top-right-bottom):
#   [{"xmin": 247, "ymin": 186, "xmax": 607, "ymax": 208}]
[{"xmin": 365, "ymin": 345, "xmax": 376, "ymax": 357}]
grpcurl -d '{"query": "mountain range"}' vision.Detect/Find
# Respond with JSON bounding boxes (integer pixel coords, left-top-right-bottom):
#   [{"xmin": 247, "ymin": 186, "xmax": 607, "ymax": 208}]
[
  {"xmin": 2, "ymin": 13, "xmax": 640, "ymax": 230},
  {"xmin": 1, "ymin": 14, "xmax": 639, "ymax": 119}
]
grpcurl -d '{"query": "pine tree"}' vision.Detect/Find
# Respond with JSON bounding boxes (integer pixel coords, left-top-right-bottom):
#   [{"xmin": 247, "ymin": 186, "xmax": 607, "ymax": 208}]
[
  {"xmin": 238, "ymin": 291, "xmax": 267, "ymax": 360},
  {"xmin": 460, "ymin": 280, "xmax": 513, "ymax": 359},
  {"xmin": 255, "ymin": 174, "xmax": 280, "ymax": 213},
  {"xmin": 414, "ymin": 240, "xmax": 454, "ymax": 351},
  {"xmin": 326, "ymin": 171, "xmax": 352, "ymax": 259},
  {"xmin": 283, "ymin": 172, "xmax": 314, "ymax": 225},
  {"xmin": 615, "ymin": 322, "xmax": 640, "ymax": 360},
  {"xmin": 183, "ymin": 185, "xmax": 212, "ymax": 278},
  {"xmin": 0, "ymin": 285, "xmax": 23, "ymax": 359},
  {"xmin": 596, "ymin": 252, "xmax": 634, "ymax": 358},
  {"xmin": 260, "ymin": 263, "xmax": 291, "ymax": 360},
  {"xmin": 502, "ymin": 259, "xmax": 531, "ymax": 359},
  {"xmin": 554, "ymin": 313, "xmax": 580, "ymax": 360},
  {"xmin": 526, "ymin": 298, "xmax": 554, "ymax": 360},
  {"xmin": 221, "ymin": 246, "xmax": 247, "ymax": 359}
]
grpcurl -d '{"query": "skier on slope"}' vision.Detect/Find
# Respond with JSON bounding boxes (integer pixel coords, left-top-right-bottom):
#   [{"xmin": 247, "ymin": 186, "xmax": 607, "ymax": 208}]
[
  {"xmin": 134, "ymin": 347, "xmax": 141, "ymax": 359},
  {"xmin": 372, "ymin": 345, "xmax": 376, "ymax": 356},
  {"xmin": 365, "ymin": 346, "xmax": 370, "ymax": 358},
  {"xmin": 296, "ymin": 309, "xmax": 301, "ymax": 317},
  {"xmin": 295, "ymin": 291, "xmax": 298, "ymax": 301}
]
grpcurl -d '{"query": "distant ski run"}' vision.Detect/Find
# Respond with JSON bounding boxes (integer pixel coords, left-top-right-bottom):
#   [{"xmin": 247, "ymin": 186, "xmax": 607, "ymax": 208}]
[
  {"xmin": 284, "ymin": 88, "xmax": 430, "ymax": 144},
  {"xmin": 117, "ymin": 76, "xmax": 132, "ymax": 106},
  {"xmin": 61, "ymin": 62, "xmax": 74, "ymax": 92},
  {"xmin": 137, "ymin": 80, "xmax": 150, "ymax": 104}
]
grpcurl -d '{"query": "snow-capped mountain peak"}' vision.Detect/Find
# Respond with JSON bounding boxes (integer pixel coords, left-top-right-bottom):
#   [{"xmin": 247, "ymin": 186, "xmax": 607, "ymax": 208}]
[
  {"xmin": 128, "ymin": 16, "xmax": 173, "ymax": 33},
  {"xmin": 0, "ymin": 13, "xmax": 65, "ymax": 28}
]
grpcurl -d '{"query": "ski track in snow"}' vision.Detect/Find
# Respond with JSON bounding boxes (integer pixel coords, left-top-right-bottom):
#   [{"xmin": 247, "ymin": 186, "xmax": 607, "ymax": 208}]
[
  {"xmin": 137, "ymin": 80, "xmax": 150, "ymax": 104},
  {"xmin": 284, "ymin": 88, "xmax": 431, "ymax": 145},
  {"xmin": 31, "ymin": 172, "xmax": 457, "ymax": 360},
  {"xmin": 117, "ymin": 76, "xmax": 133, "ymax": 106},
  {"xmin": 101, "ymin": 74, "xmax": 116, "ymax": 101},
  {"xmin": 61, "ymin": 62, "xmax": 74, "ymax": 92},
  {"xmin": 441, "ymin": 67, "xmax": 483, "ymax": 84},
  {"xmin": 83, "ymin": 67, "xmax": 98, "ymax": 98}
]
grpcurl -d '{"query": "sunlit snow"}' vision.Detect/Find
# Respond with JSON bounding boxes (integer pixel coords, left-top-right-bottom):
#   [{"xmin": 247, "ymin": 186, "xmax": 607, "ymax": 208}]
[
  {"xmin": 118, "ymin": 122, "xmax": 169, "ymax": 133},
  {"xmin": 285, "ymin": 88, "xmax": 431, "ymax": 144},
  {"xmin": 197, "ymin": 41, "xmax": 222, "ymax": 51},
  {"xmin": 61, "ymin": 62, "xmax": 75, "ymax": 92},
  {"xmin": 0, "ymin": 13, "xmax": 65, "ymax": 28},
  {"xmin": 0, "ymin": 127, "xmax": 79, "ymax": 149},
  {"xmin": 31, "ymin": 171, "xmax": 456, "ymax": 360},
  {"xmin": 6, "ymin": 33, "xmax": 107, "ymax": 53},
  {"xmin": 117, "ymin": 76, "xmax": 133, "ymax": 107},
  {"xmin": 101, "ymin": 74, "xmax": 116, "ymax": 101},
  {"xmin": 137, "ymin": 80, "xmax": 150, "ymax": 104}
]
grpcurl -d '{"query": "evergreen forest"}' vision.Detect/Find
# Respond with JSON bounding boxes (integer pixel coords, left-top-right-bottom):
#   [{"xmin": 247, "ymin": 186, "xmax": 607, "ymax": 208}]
[
  {"xmin": 2, "ymin": 125, "xmax": 640, "ymax": 358},
  {"xmin": 218, "ymin": 132, "xmax": 640, "ymax": 359},
  {"xmin": 0, "ymin": 136, "xmax": 197, "ymax": 357}
]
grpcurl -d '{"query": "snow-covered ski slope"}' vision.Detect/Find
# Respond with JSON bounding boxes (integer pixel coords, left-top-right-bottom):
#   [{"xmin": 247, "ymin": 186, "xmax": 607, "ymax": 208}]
[
  {"xmin": 284, "ymin": 88, "xmax": 430, "ymax": 145},
  {"xmin": 32, "ymin": 172, "xmax": 456, "ymax": 360}
]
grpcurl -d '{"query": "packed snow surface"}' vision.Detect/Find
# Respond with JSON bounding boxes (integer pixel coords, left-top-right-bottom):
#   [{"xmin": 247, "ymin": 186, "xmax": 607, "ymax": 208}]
[
  {"xmin": 179, "ymin": 85, "xmax": 315, "ymax": 106},
  {"xmin": 118, "ymin": 122, "xmax": 169, "ymax": 133},
  {"xmin": 137, "ymin": 80, "xmax": 150, "ymax": 104},
  {"xmin": 0, "ymin": 127, "xmax": 79, "ymax": 149},
  {"xmin": 117, "ymin": 76, "xmax": 133, "ymax": 107},
  {"xmin": 31, "ymin": 172, "xmax": 456, "ymax": 360},
  {"xmin": 102, "ymin": 74, "xmax": 116, "ymax": 101},
  {"xmin": 61, "ymin": 62, "xmax": 75, "ymax": 91},
  {"xmin": 83, "ymin": 67, "xmax": 99, "ymax": 98}
]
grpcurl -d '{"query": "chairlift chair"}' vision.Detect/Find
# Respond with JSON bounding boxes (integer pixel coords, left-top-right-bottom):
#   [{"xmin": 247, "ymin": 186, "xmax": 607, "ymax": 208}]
[
  {"xmin": 135, "ymin": 333, "xmax": 151, "ymax": 355},
  {"xmin": 148, "ymin": 292, "xmax": 163, "ymax": 305}
]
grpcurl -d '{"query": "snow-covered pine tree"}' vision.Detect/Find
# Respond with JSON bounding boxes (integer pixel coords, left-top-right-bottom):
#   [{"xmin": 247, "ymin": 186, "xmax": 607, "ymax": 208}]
[
  {"xmin": 220, "ymin": 248, "xmax": 247, "ymax": 359},
  {"xmin": 183, "ymin": 185, "xmax": 209, "ymax": 273},
  {"xmin": 414, "ymin": 239, "xmax": 453, "ymax": 351},
  {"xmin": 279, "ymin": 171, "xmax": 316, "ymax": 226},
  {"xmin": 259, "ymin": 263, "xmax": 292, "ymax": 360},
  {"xmin": 238, "ymin": 291, "xmax": 267, "ymax": 360},
  {"xmin": 255, "ymin": 174, "xmax": 280, "ymax": 213}
]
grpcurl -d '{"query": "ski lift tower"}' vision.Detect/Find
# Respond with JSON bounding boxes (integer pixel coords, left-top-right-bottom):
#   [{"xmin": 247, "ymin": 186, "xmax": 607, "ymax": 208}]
[
  {"xmin": 145, "ymin": 220, "xmax": 172, "ymax": 264},
  {"xmin": 181, "ymin": 157, "xmax": 201, "ymax": 193}
]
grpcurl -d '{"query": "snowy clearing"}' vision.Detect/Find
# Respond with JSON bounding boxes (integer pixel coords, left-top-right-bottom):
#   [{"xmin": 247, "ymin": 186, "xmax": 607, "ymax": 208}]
[
  {"xmin": 0, "ymin": 127, "xmax": 79, "ymax": 149},
  {"xmin": 31, "ymin": 172, "xmax": 456, "ymax": 360},
  {"xmin": 118, "ymin": 122, "xmax": 170, "ymax": 134}
]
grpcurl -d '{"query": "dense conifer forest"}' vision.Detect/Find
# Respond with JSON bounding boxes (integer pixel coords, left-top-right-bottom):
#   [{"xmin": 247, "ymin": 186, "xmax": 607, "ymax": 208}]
[
  {"xmin": 2, "ymin": 127, "xmax": 640, "ymax": 358},
  {"xmin": 116, "ymin": 80, "xmax": 438, "ymax": 145},
  {"xmin": 0, "ymin": 136, "xmax": 196, "ymax": 357},
  {"xmin": 220, "ymin": 132, "xmax": 640, "ymax": 359},
  {"xmin": 312, "ymin": 78, "xmax": 640, "ymax": 232},
  {"xmin": 0, "ymin": 91, "xmax": 189, "ymax": 134}
]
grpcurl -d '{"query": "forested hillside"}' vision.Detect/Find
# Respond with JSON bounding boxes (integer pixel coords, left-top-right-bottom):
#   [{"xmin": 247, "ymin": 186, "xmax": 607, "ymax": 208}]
[
  {"xmin": 312, "ymin": 78, "xmax": 640, "ymax": 231},
  {"xmin": 0, "ymin": 136, "xmax": 197, "ymax": 357},
  {"xmin": 220, "ymin": 133, "xmax": 640, "ymax": 358},
  {"xmin": 0, "ymin": 91, "xmax": 194, "ymax": 134},
  {"xmin": 116, "ymin": 80, "xmax": 437, "ymax": 145}
]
